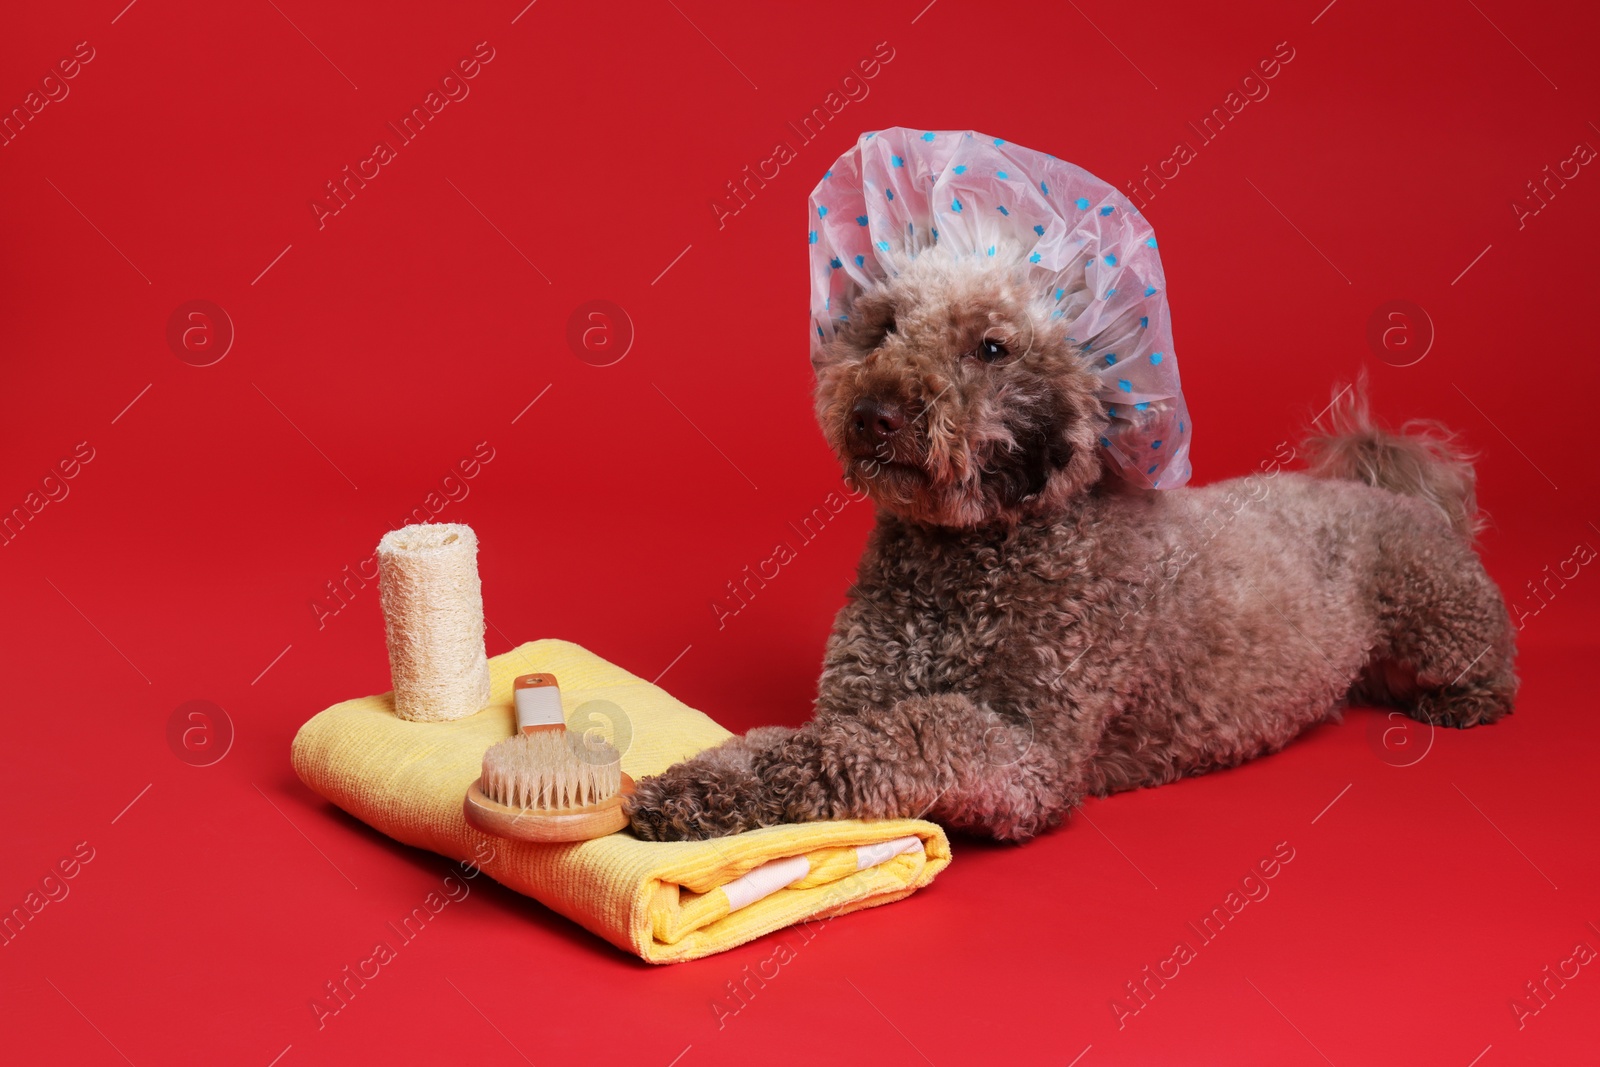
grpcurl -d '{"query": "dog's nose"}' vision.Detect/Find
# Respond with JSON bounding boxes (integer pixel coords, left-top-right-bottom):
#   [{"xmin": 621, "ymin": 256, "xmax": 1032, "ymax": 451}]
[{"xmin": 850, "ymin": 398, "xmax": 906, "ymax": 441}]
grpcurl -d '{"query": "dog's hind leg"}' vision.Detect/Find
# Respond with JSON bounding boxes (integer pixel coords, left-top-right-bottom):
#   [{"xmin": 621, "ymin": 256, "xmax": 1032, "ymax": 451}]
[
  {"xmin": 1364, "ymin": 532, "xmax": 1518, "ymax": 729},
  {"xmin": 1306, "ymin": 381, "xmax": 1518, "ymax": 729}
]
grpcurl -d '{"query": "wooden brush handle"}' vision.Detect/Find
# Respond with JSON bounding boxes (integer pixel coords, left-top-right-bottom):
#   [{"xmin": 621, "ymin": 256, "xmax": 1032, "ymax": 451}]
[{"xmin": 513, "ymin": 673, "xmax": 565, "ymax": 734}]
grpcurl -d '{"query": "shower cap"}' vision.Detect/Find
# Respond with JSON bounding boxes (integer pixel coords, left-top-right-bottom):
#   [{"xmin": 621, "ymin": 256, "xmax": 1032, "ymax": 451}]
[{"xmin": 808, "ymin": 128, "xmax": 1192, "ymax": 490}]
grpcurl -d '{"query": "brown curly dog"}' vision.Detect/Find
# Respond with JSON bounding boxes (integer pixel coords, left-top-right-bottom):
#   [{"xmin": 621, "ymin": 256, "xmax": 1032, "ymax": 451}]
[{"xmin": 627, "ymin": 248, "xmax": 1518, "ymax": 842}]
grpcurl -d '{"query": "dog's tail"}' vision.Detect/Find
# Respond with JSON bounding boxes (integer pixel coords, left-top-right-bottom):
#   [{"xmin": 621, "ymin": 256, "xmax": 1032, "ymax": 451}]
[{"xmin": 1302, "ymin": 375, "xmax": 1482, "ymax": 540}]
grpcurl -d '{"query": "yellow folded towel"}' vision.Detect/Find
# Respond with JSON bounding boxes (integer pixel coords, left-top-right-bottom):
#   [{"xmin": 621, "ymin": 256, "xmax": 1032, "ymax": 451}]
[{"xmin": 291, "ymin": 639, "xmax": 951, "ymax": 963}]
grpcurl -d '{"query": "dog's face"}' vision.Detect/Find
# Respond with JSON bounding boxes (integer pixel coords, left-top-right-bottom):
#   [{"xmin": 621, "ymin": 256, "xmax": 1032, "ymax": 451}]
[{"xmin": 813, "ymin": 249, "xmax": 1107, "ymax": 527}]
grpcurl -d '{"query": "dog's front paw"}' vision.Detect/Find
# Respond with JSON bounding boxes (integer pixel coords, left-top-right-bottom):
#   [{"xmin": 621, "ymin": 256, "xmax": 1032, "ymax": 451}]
[{"xmin": 625, "ymin": 759, "xmax": 768, "ymax": 841}]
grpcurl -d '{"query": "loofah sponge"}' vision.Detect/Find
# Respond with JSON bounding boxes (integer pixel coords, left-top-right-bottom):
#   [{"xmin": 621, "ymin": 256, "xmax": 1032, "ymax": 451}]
[{"xmin": 376, "ymin": 522, "xmax": 492, "ymax": 722}]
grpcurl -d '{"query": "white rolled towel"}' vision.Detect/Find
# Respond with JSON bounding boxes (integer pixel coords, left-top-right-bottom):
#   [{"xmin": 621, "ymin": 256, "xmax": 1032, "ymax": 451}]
[{"xmin": 377, "ymin": 522, "xmax": 492, "ymax": 722}]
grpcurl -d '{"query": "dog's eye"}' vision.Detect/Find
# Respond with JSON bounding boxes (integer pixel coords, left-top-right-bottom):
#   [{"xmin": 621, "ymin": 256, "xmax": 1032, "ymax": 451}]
[
  {"xmin": 883, "ymin": 314, "xmax": 897, "ymax": 336},
  {"xmin": 978, "ymin": 338, "xmax": 1009, "ymax": 362}
]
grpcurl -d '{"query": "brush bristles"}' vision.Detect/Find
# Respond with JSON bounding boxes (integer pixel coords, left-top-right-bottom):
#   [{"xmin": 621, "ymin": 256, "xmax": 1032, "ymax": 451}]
[{"xmin": 480, "ymin": 731, "xmax": 621, "ymax": 812}]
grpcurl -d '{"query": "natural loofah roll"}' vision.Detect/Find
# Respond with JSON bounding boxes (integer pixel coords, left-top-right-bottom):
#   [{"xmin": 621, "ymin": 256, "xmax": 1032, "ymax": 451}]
[{"xmin": 377, "ymin": 522, "xmax": 492, "ymax": 722}]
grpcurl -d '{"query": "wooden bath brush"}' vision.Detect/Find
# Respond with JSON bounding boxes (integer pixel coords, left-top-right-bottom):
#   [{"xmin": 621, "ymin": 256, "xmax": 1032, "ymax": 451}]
[{"xmin": 463, "ymin": 674, "xmax": 636, "ymax": 843}]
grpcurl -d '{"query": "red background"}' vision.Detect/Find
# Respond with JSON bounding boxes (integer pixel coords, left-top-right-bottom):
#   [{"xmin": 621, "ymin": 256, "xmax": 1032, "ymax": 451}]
[{"xmin": 3, "ymin": 0, "xmax": 1598, "ymax": 1063}]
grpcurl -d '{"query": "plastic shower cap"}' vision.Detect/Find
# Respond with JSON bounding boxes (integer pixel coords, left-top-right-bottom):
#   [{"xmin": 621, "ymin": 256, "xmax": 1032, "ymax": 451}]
[{"xmin": 807, "ymin": 128, "xmax": 1192, "ymax": 490}]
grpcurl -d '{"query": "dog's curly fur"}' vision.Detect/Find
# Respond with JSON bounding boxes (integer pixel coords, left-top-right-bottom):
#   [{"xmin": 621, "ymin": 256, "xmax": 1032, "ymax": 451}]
[{"xmin": 627, "ymin": 248, "xmax": 1518, "ymax": 842}]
